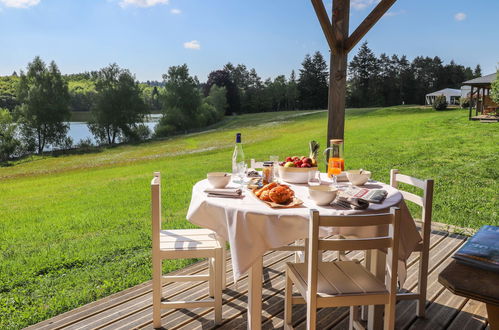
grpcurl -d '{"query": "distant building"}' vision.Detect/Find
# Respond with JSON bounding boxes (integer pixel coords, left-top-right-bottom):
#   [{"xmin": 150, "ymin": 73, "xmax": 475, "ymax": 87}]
[
  {"xmin": 425, "ymin": 88, "xmax": 461, "ymax": 105},
  {"xmin": 462, "ymin": 73, "xmax": 498, "ymax": 120}
]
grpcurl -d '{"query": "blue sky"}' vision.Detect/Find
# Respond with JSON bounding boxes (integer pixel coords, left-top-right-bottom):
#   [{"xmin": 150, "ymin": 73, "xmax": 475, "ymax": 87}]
[{"xmin": 0, "ymin": 0, "xmax": 497, "ymax": 82}]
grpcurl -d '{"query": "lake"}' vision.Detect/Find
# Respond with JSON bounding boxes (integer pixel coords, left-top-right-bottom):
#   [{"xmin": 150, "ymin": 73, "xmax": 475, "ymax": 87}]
[{"xmin": 45, "ymin": 114, "xmax": 161, "ymax": 151}]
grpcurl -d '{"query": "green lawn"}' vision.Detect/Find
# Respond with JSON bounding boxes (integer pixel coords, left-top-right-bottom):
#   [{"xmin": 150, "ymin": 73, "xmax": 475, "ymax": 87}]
[{"xmin": 1, "ymin": 106, "xmax": 498, "ymax": 328}]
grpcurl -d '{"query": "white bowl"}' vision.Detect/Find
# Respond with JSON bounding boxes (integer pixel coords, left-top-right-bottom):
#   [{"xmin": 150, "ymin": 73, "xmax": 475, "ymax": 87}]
[
  {"xmin": 207, "ymin": 172, "xmax": 231, "ymax": 188},
  {"xmin": 278, "ymin": 166, "xmax": 317, "ymax": 184},
  {"xmin": 346, "ymin": 170, "xmax": 371, "ymax": 186},
  {"xmin": 308, "ymin": 186, "xmax": 338, "ymax": 206}
]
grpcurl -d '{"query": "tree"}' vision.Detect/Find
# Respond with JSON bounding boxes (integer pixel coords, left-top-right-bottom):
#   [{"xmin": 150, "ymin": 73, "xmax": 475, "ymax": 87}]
[
  {"xmin": 286, "ymin": 70, "xmax": 298, "ymax": 110},
  {"xmin": 17, "ymin": 57, "xmax": 71, "ymax": 153},
  {"xmin": 297, "ymin": 51, "xmax": 329, "ymax": 109},
  {"xmin": 156, "ymin": 64, "xmax": 203, "ymax": 136},
  {"xmin": 68, "ymin": 80, "xmax": 96, "ymax": 112},
  {"xmin": 473, "ymin": 64, "xmax": 482, "ymax": 78},
  {"xmin": 490, "ymin": 69, "xmax": 499, "ymax": 104},
  {"xmin": 205, "ymin": 85, "xmax": 228, "ymax": 119},
  {"xmin": 205, "ymin": 69, "xmax": 240, "ymax": 115},
  {"xmin": 348, "ymin": 42, "xmax": 380, "ymax": 107},
  {"xmin": 0, "ymin": 75, "xmax": 20, "ymax": 111},
  {"xmin": 0, "ymin": 108, "xmax": 21, "ymax": 161},
  {"xmin": 88, "ymin": 63, "xmax": 148, "ymax": 145}
]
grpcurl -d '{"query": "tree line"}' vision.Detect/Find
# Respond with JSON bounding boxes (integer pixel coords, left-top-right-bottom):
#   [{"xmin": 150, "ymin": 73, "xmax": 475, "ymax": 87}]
[
  {"xmin": 348, "ymin": 42, "xmax": 481, "ymax": 107},
  {"xmin": 0, "ymin": 44, "xmax": 483, "ymax": 161}
]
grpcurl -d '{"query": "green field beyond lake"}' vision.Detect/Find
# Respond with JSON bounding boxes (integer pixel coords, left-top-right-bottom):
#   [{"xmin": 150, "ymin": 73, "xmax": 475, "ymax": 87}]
[{"xmin": 0, "ymin": 106, "xmax": 498, "ymax": 328}]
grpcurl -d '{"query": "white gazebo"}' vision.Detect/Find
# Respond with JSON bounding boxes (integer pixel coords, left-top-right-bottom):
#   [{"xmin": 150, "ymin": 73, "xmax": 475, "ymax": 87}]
[{"xmin": 425, "ymin": 88, "xmax": 461, "ymax": 105}]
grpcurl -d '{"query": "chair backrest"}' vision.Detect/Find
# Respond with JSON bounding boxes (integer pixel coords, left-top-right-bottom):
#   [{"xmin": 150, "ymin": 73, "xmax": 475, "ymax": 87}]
[
  {"xmin": 390, "ymin": 169, "xmax": 433, "ymax": 226},
  {"xmin": 151, "ymin": 172, "xmax": 161, "ymax": 247},
  {"xmin": 307, "ymin": 208, "xmax": 401, "ymax": 298},
  {"xmin": 250, "ymin": 159, "xmax": 264, "ymax": 169}
]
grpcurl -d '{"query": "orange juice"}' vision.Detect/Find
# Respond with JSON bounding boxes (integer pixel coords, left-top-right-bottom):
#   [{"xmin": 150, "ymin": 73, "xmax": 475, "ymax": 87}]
[{"xmin": 328, "ymin": 157, "xmax": 344, "ymax": 177}]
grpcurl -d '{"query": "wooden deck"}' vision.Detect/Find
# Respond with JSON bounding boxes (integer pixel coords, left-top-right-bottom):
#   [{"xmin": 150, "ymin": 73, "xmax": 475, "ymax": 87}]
[{"xmin": 27, "ymin": 224, "xmax": 491, "ymax": 330}]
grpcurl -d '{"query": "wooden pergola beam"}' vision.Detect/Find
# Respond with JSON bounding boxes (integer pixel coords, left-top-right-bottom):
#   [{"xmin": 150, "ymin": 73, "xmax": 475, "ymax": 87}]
[
  {"xmin": 311, "ymin": 0, "xmax": 338, "ymax": 51},
  {"xmin": 344, "ymin": 0, "xmax": 397, "ymax": 52},
  {"xmin": 327, "ymin": 0, "xmax": 350, "ymax": 142}
]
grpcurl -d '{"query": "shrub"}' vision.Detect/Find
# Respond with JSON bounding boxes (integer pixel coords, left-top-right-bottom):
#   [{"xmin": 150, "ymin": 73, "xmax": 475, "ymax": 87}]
[
  {"xmin": 433, "ymin": 95, "xmax": 447, "ymax": 110},
  {"xmin": 76, "ymin": 137, "xmax": 94, "ymax": 150},
  {"xmin": 123, "ymin": 124, "xmax": 151, "ymax": 143},
  {"xmin": 491, "ymin": 69, "xmax": 499, "ymax": 104},
  {"xmin": 460, "ymin": 97, "xmax": 470, "ymax": 109}
]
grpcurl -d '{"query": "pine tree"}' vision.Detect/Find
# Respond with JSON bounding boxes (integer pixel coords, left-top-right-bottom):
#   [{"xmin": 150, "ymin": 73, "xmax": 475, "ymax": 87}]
[
  {"xmin": 297, "ymin": 51, "xmax": 329, "ymax": 109},
  {"xmin": 474, "ymin": 64, "xmax": 482, "ymax": 78}
]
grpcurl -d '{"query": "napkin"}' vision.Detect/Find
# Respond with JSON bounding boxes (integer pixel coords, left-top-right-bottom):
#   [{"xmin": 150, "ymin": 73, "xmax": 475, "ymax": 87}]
[
  {"xmin": 204, "ymin": 188, "xmax": 243, "ymax": 198},
  {"xmin": 333, "ymin": 196, "xmax": 369, "ymax": 210}
]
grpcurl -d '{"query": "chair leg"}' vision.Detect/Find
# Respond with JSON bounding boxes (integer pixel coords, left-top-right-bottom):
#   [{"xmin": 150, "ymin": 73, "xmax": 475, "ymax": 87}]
[
  {"xmin": 417, "ymin": 251, "xmax": 429, "ymax": 318},
  {"xmin": 152, "ymin": 256, "xmax": 162, "ymax": 329},
  {"xmin": 384, "ymin": 302, "xmax": 396, "ymax": 330},
  {"xmin": 306, "ymin": 304, "xmax": 317, "ymax": 330},
  {"xmin": 349, "ymin": 306, "xmax": 360, "ymax": 330},
  {"xmin": 284, "ymin": 269, "xmax": 293, "ymax": 329},
  {"xmin": 208, "ymin": 257, "xmax": 214, "ymax": 298},
  {"xmin": 222, "ymin": 242, "xmax": 227, "ymax": 290},
  {"xmin": 214, "ymin": 249, "xmax": 223, "ymax": 325}
]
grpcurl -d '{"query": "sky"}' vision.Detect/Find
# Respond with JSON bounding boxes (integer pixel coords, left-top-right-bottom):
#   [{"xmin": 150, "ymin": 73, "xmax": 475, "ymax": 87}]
[{"xmin": 0, "ymin": 0, "xmax": 498, "ymax": 82}]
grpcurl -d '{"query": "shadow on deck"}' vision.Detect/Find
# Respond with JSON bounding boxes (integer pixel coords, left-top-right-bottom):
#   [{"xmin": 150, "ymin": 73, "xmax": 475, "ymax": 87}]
[{"xmin": 26, "ymin": 224, "xmax": 490, "ymax": 330}]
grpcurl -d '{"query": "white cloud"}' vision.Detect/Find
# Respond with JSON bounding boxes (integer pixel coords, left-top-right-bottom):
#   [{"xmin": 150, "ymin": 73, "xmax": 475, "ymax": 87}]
[
  {"xmin": 0, "ymin": 0, "xmax": 40, "ymax": 8},
  {"xmin": 170, "ymin": 8, "xmax": 181, "ymax": 14},
  {"xmin": 385, "ymin": 9, "xmax": 406, "ymax": 17},
  {"xmin": 351, "ymin": 0, "xmax": 379, "ymax": 10},
  {"xmin": 119, "ymin": 0, "xmax": 168, "ymax": 8},
  {"xmin": 183, "ymin": 40, "xmax": 200, "ymax": 50},
  {"xmin": 454, "ymin": 12, "xmax": 466, "ymax": 21}
]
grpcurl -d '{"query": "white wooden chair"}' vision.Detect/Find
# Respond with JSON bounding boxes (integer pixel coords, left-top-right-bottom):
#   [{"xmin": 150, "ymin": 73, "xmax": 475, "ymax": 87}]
[
  {"xmin": 390, "ymin": 169, "xmax": 434, "ymax": 317},
  {"xmin": 151, "ymin": 172, "xmax": 223, "ymax": 328},
  {"xmin": 284, "ymin": 207, "xmax": 401, "ymax": 330}
]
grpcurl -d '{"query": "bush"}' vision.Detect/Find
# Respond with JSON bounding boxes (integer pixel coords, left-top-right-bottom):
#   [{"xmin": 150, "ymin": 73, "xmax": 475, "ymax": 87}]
[
  {"xmin": 76, "ymin": 137, "xmax": 94, "ymax": 150},
  {"xmin": 460, "ymin": 97, "xmax": 470, "ymax": 108},
  {"xmin": 123, "ymin": 124, "xmax": 151, "ymax": 143},
  {"xmin": 491, "ymin": 69, "xmax": 499, "ymax": 104},
  {"xmin": 433, "ymin": 95, "xmax": 447, "ymax": 110}
]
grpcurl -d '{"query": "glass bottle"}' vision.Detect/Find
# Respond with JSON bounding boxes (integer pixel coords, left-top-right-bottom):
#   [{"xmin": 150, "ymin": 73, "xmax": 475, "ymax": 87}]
[
  {"xmin": 324, "ymin": 139, "xmax": 344, "ymax": 181},
  {"xmin": 232, "ymin": 133, "xmax": 246, "ymax": 184}
]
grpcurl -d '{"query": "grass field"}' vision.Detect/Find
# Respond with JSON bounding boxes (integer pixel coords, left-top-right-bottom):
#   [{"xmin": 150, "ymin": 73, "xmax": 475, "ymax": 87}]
[{"xmin": 1, "ymin": 106, "xmax": 498, "ymax": 328}]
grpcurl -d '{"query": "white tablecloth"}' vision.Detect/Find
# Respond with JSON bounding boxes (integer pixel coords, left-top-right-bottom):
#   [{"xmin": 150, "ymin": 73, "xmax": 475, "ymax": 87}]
[{"xmin": 187, "ymin": 177, "xmax": 422, "ymax": 280}]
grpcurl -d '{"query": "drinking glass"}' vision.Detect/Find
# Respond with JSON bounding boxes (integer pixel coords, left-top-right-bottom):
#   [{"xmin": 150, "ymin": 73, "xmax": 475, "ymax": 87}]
[
  {"xmin": 307, "ymin": 170, "xmax": 321, "ymax": 186},
  {"xmin": 236, "ymin": 162, "xmax": 247, "ymax": 186},
  {"xmin": 270, "ymin": 155, "xmax": 279, "ymax": 178},
  {"xmin": 329, "ymin": 166, "xmax": 342, "ymax": 188}
]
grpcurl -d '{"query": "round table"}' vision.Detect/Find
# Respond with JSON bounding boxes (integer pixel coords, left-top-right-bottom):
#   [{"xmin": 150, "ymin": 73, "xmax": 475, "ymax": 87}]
[
  {"xmin": 187, "ymin": 177, "xmax": 422, "ymax": 330},
  {"xmin": 187, "ymin": 177, "xmax": 419, "ymax": 279}
]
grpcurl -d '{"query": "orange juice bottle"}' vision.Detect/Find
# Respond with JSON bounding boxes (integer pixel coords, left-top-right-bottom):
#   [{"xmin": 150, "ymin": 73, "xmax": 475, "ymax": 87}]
[{"xmin": 324, "ymin": 139, "xmax": 344, "ymax": 178}]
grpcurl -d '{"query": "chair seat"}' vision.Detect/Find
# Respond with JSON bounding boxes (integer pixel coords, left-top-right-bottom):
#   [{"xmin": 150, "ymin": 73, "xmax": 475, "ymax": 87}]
[
  {"xmin": 159, "ymin": 228, "xmax": 222, "ymax": 251},
  {"xmin": 287, "ymin": 261, "xmax": 387, "ymax": 297}
]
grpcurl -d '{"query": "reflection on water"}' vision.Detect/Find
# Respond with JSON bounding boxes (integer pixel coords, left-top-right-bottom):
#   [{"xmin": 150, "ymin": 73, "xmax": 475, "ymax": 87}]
[{"xmin": 45, "ymin": 120, "xmax": 158, "ymax": 151}]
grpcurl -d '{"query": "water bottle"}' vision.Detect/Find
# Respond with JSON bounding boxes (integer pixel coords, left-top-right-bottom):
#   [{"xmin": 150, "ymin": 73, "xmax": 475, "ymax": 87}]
[{"xmin": 232, "ymin": 133, "xmax": 245, "ymax": 183}]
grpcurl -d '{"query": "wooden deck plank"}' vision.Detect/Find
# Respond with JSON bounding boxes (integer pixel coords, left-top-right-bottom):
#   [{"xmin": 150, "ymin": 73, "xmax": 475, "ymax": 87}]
[
  {"xmin": 113, "ymin": 250, "xmax": 292, "ymax": 329},
  {"xmin": 396, "ymin": 234, "xmax": 468, "ymax": 329},
  {"xmin": 25, "ymin": 226, "xmax": 488, "ymax": 330},
  {"xmin": 447, "ymin": 299, "xmax": 488, "ymax": 330}
]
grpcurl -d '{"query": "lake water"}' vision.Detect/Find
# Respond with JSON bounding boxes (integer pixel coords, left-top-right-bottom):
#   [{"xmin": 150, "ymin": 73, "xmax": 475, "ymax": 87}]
[
  {"xmin": 68, "ymin": 121, "xmax": 158, "ymax": 144},
  {"xmin": 46, "ymin": 114, "xmax": 161, "ymax": 151}
]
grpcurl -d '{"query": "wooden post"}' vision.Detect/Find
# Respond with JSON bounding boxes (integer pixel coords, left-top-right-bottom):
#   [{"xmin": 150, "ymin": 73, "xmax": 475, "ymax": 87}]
[
  {"xmin": 469, "ymin": 86, "xmax": 473, "ymax": 120},
  {"xmin": 327, "ymin": 0, "xmax": 350, "ymax": 144}
]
